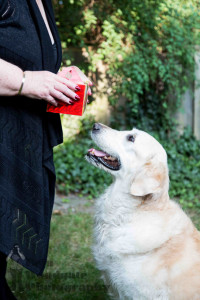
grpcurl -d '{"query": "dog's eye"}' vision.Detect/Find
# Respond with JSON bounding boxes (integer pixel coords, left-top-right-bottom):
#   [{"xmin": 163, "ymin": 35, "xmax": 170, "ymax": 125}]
[{"xmin": 127, "ymin": 135, "xmax": 135, "ymax": 142}]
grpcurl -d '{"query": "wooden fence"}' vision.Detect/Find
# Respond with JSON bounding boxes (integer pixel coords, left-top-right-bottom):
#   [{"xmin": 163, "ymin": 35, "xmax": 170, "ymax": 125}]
[{"xmin": 177, "ymin": 48, "xmax": 200, "ymax": 139}]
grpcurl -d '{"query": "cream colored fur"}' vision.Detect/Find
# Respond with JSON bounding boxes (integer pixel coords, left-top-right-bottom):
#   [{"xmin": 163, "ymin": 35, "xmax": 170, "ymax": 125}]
[{"xmin": 86, "ymin": 124, "xmax": 200, "ymax": 300}]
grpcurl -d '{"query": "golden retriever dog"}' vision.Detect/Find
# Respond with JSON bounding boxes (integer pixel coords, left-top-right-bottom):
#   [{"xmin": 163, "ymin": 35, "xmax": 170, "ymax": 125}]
[{"xmin": 86, "ymin": 123, "xmax": 200, "ymax": 300}]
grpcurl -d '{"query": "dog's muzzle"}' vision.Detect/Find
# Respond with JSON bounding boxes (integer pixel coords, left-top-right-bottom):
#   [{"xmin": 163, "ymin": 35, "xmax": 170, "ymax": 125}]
[{"xmin": 86, "ymin": 123, "xmax": 121, "ymax": 171}]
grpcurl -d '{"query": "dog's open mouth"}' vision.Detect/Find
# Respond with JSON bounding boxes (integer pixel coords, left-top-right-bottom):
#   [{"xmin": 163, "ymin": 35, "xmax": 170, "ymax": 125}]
[{"xmin": 87, "ymin": 148, "xmax": 121, "ymax": 171}]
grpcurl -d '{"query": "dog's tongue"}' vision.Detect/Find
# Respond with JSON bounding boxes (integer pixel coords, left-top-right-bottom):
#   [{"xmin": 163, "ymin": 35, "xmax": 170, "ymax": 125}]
[{"xmin": 88, "ymin": 148, "xmax": 108, "ymax": 157}]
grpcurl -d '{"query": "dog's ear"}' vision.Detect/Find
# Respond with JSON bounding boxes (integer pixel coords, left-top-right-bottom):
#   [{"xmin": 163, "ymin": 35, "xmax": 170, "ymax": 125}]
[{"xmin": 130, "ymin": 160, "xmax": 167, "ymax": 197}]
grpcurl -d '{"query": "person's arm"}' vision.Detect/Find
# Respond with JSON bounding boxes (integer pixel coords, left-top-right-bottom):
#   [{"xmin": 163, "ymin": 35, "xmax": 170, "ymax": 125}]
[{"xmin": 0, "ymin": 58, "xmax": 82, "ymax": 106}]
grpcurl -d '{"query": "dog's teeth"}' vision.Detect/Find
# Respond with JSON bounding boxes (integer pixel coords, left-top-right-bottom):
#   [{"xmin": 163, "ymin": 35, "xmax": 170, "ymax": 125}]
[
  {"xmin": 110, "ymin": 157, "xmax": 117, "ymax": 161},
  {"xmin": 104, "ymin": 156, "xmax": 116, "ymax": 161}
]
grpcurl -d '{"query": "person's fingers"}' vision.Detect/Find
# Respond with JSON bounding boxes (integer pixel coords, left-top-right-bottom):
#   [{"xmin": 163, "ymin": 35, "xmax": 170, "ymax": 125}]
[
  {"xmin": 57, "ymin": 71, "xmax": 93, "ymax": 88},
  {"xmin": 56, "ymin": 76, "xmax": 79, "ymax": 91},
  {"xmin": 88, "ymin": 87, "xmax": 92, "ymax": 96},
  {"xmin": 54, "ymin": 82, "xmax": 80, "ymax": 101},
  {"xmin": 88, "ymin": 80, "xmax": 93, "ymax": 87},
  {"xmin": 73, "ymin": 69, "xmax": 93, "ymax": 86},
  {"xmin": 46, "ymin": 95, "xmax": 58, "ymax": 106},
  {"xmin": 51, "ymin": 89, "xmax": 74, "ymax": 104}
]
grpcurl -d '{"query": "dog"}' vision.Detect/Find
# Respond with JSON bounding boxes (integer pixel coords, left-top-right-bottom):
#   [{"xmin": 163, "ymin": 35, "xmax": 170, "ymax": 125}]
[{"xmin": 86, "ymin": 123, "xmax": 200, "ymax": 300}]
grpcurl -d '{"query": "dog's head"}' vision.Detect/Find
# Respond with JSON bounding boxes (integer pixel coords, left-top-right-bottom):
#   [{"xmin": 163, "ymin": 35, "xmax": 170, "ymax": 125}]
[{"xmin": 86, "ymin": 123, "xmax": 169, "ymax": 197}]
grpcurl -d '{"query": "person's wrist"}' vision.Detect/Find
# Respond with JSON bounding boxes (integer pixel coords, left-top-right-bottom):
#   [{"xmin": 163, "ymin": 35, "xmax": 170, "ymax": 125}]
[
  {"xmin": 11, "ymin": 68, "xmax": 24, "ymax": 96},
  {"xmin": 18, "ymin": 71, "xmax": 26, "ymax": 95},
  {"xmin": 20, "ymin": 71, "xmax": 33, "ymax": 97}
]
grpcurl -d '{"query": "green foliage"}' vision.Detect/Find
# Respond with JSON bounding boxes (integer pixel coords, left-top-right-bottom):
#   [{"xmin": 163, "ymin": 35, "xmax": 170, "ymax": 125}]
[
  {"xmin": 160, "ymin": 128, "xmax": 200, "ymax": 210},
  {"xmin": 53, "ymin": 1, "xmax": 200, "ymax": 209},
  {"xmin": 54, "ymin": 0, "xmax": 200, "ymax": 132}
]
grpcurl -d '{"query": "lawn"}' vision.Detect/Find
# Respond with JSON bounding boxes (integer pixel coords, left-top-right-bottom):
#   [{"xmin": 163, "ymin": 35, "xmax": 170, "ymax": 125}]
[
  {"xmin": 6, "ymin": 211, "xmax": 110, "ymax": 300},
  {"xmin": 6, "ymin": 206, "xmax": 200, "ymax": 300}
]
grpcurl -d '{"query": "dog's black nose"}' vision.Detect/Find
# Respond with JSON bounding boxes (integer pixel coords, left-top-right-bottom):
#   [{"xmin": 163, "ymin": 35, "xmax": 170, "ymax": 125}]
[{"xmin": 93, "ymin": 123, "xmax": 101, "ymax": 131}]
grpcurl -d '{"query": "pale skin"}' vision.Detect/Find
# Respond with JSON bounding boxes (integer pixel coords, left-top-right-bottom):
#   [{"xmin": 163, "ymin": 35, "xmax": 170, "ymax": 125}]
[{"xmin": 0, "ymin": 0, "xmax": 92, "ymax": 106}]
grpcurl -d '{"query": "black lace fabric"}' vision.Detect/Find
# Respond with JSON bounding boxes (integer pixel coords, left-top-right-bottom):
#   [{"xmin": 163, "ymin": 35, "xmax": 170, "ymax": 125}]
[
  {"xmin": 0, "ymin": 0, "xmax": 63, "ymax": 275},
  {"xmin": 0, "ymin": 104, "xmax": 56, "ymax": 275}
]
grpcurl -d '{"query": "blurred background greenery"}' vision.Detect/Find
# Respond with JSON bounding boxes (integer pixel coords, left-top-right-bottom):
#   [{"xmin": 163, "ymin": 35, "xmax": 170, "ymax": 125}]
[{"xmin": 52, "ymin": 0, "xmax": 200, "ymax": 211}]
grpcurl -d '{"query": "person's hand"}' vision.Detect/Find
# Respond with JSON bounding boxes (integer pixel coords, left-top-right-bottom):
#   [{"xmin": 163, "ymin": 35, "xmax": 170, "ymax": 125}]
[
  {"xmin": 21, "ymin": 70, "xmax": 82, "ymax": 106},
  {"xmin": 59, "ymin": 67, "xmax": 93, "ymax": 102}
]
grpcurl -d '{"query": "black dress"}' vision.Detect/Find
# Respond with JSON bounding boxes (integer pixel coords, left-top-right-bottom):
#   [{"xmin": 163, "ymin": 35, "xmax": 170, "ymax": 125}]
[{"xmin": 0, "ymin": 0, "xmax": 63, "ymax": 276}]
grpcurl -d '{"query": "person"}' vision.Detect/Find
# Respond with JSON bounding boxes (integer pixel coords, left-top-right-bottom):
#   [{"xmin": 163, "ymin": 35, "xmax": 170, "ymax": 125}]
[{"xmin": 0, "ymin": 0, "xmax": 92, "ymax": 299}]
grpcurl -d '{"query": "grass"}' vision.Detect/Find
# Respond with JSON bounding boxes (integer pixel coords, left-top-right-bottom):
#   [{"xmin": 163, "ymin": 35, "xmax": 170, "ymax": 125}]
[
  {"xmin": 6, "ymin": 212, "xmax": 110, "ymax": 300},
  {"xmin": 6, "ymin": 207, "xmax": 200, "ymax": 300}
]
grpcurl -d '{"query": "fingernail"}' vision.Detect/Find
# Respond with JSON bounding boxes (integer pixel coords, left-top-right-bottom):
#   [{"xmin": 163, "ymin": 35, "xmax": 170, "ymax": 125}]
[
  {"xmin": 75, "ymin": 85, "xmax": 81, "ymax": 91},
  {"xmin": 75, "ymin": 95, "xmax": 80, "ymax": 100}
]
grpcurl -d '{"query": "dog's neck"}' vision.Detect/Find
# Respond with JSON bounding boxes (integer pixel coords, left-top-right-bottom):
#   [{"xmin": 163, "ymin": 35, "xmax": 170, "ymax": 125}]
[
  {"xmin": 95, "ymin": 180, "xmax": 170, "ymax": 226},
  {"xmin": 109, "ymin": 178, "xmax": 170, "ymax": 210},
  {"xmin": 135, "ymin": 191, "xmax": 170, "ymax": 210}
]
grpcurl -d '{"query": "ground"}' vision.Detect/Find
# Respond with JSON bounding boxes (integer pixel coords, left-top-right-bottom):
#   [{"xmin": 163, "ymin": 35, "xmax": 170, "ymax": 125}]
[{"xmin": 53, "ymin": 190, "xmax": 95, "ymax": 215}]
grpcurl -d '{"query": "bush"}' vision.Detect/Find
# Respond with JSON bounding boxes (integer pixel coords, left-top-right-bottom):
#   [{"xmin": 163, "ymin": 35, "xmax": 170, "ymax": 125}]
[
  {"xmin": 53, "ymin": 1, "xmax": 200, "ymax": 209},
  {"xmin": 160, "ymin": 129, "xmax": 200, "ymax": 209},
  {"xmin": 54, "ymin": 0, "xmax": 200, "ymax": 132}
]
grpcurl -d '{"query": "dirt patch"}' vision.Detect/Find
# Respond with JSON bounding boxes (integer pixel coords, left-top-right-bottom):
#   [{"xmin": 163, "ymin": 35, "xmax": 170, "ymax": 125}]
[{"xmin": 53, "ymin": 190, "xmax": 95, "ymax": 215}]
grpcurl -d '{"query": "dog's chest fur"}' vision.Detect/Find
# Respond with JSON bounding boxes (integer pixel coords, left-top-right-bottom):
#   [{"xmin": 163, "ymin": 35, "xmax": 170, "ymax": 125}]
[{"xmin": 92, "ymin": 184, "xmax": 176, "ymax": 299}]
